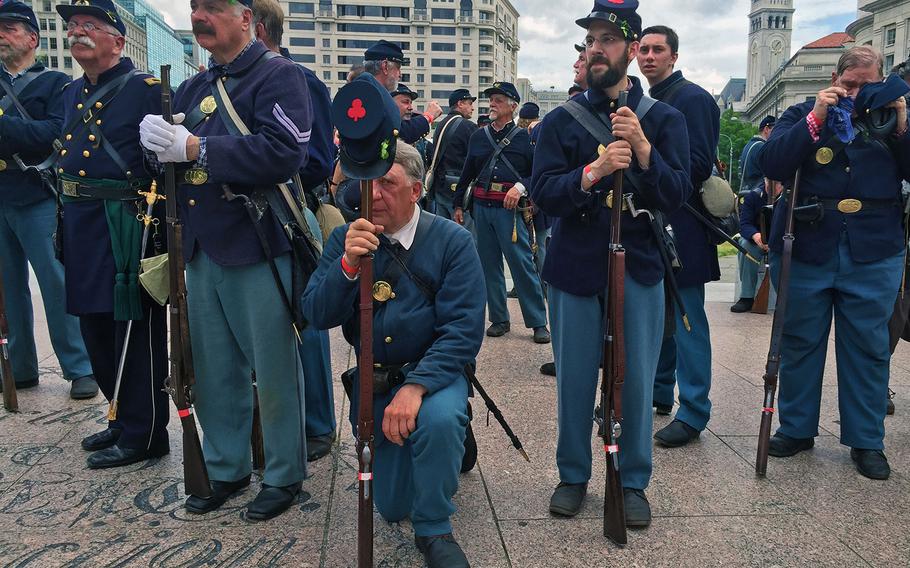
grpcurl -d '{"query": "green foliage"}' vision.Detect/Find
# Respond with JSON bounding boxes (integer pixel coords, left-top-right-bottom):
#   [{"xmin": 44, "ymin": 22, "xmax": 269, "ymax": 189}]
[{"xmin": 717, "ymin": 109, "xmax": 759, "ymax": 192}]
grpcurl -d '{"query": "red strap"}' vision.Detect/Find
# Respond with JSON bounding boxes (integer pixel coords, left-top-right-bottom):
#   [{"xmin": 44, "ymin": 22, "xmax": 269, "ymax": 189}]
[
  {"xmin": 762, "ymin": 407, "xmax": 775, "ymax": 414},
  {"xmin": 604, "ymin": 444, "xmax": 619, "ymax": 454},
  {"xmin": 178, "ymin": 408, "xmax": 192, "ymax": 418},
  {"xmin": 358, "ymin": 472, "xmax": 373, "ymax": 481},
  {"xmin": 341, "ymin": 255, "xmax": 360, "ymax": 278}
]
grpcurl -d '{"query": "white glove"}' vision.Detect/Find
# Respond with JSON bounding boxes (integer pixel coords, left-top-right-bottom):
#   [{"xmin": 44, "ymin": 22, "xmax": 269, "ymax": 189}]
[{"xmin": 139, "ymin": 113, "xmax": 190, "ymax": 162}]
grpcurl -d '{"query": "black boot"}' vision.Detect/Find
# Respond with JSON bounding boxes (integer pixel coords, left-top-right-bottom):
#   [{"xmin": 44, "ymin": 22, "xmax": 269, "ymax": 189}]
[
  {"xmin": 730, "ymin": 298, "xmax": 754, "ymax": 313},
  {"xmin": 653, "ymin": 419, "xmax": 700, "ymax": 448},
  {"xmin": 539, "ymin": 361, "xmax": 556, "ymax": 376},
  {"xmin": 307, "ymin": 431, "xmax": 335, "ymax": 462},
  {"xmin": 623, "ymin": 488, "xmax": 651, "ymax": 527},
  {"xmin": 185, "ymin": 475, "xmax": 252, "ymax": 514},
  {"xmin": 461, "ymin": 403, "xmax": 477, "ymax": 473},
  {"xmin": 486, "ymin": 322, "xmax": 510, "ymax": 337},
  {"xmin": 86, "ymin": 443, "xmax": 168, "ymax": 469},
  {"xmin": 549, "ymin": 482, "xmax": 587, "ymax": 517},
  {"xmin": 243, "ymin": 482, "xmax": 302, "ymax": 521},
  {"xmin": 767, "ymin": 432, "xmax": 814, "ymax": 457},
  {"xmin": 81, "ymin": 427, "xmax": 121, "ymax": 451},
  {"xmin": 851, "ymin": 449, "xmax": 890, "ymax": 480},
  {"xmin": 415, "ymin": 533, "xmax": 470, "ymax": 568}
]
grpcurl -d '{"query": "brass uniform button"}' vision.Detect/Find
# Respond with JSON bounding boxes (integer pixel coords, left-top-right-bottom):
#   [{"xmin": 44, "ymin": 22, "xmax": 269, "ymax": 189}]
[
  {"xmin": 126, "ymin": 171, "xmax": 131, "ymax": 177},
  {"xmin": 83, "ymin": 88, "xmax": 88, "ymax": 94},
  {"xmin": 76, "ymin": 103, "xmax": 83, "ymax": 110},
  {"xmin": 78, "ymin": 170, "xmax": 86, "ymax": 177},
  {"xmin": 65, "ymin": 134, "xmax": 72, "ymax": 141},
  {"xmin": 188, "ymin": 199, "xmax": 196, "ymax": 206},
  {"xmin": 60, "ymin": 149, "xmax": 67, "ymax": 156},
  {"xmin": 94, "ymin": 102, "xmax": 102, "ymax": 109},
  {"xmin": 0, "ymin": 160, "xmax": 6, "ymax": 172},
  {"xmin": 385, "ymin": 336, "xmax": 393, "ymax": 344},
  {"xmin": 845, "ymin": 166, "xmax": 851, "ymax": 173},
  {"xmin": 82, "ymin": 150, "xmax": 90, "ymax": 158},
  {"xmin": 88, "ymin": 134, "xmax": 96, "ymax": 142},
  {"xmin": 95, "ymin": 119, "xmax": 102, "ymax": 125},
  {"xmin": 58, "ymin": 168, "xmax": 64, "ymax": 174}
]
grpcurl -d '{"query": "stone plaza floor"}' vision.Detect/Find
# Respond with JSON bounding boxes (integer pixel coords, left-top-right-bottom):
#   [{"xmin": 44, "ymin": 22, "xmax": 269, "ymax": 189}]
[{"xmin": 1, "ymin": 265, "xmax": 908, "ymax": 567}]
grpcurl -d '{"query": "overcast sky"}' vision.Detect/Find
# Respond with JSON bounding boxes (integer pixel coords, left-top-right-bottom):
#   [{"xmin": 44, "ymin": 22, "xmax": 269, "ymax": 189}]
[{"xmin": 154, "ymin": 0, "xmax": 859, "ymax": 94}]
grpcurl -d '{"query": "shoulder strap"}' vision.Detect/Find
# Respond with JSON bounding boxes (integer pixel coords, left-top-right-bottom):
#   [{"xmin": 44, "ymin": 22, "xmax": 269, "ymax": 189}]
[
  {"xmin": 477, "ymin": 125, "xmax": 522, "ymax": 186},
  {"xmin": 426, "ymin": 115, "xmax": 462, "ymax": 179},
  {"xmin": 738, "ymin": 138, "xmax": 763, "ymax": 189},
  {"xmin": 382, "ymin": 210, "xmax": 438, "ymax": 303},
  {"xmin": 659, "ymin": 78, "xmax": 692, "ymax": 106},
  {"xmin": 0, "ymin": 68, "xmax": 50, "ymax": 119}
]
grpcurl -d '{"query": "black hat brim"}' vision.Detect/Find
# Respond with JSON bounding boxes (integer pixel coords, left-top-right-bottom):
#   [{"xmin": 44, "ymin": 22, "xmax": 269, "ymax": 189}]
[
  {"xmin": 0, "ymin": 14, "xmax": 38, "ymax": 31},
  {"xmin": 338, "ymin": 141, "xmax": 398, "ymax": 181},
  {"xmin": 483, "ymin": 87, "xmax": 518, "ymax": 101},
  {"xmin": 56, "ymin": 4, "xmax": 123, "ymax": 33}
]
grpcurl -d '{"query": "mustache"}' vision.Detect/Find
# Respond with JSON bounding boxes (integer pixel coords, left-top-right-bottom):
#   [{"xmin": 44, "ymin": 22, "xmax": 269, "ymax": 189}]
[
  {"xmin": 587, "ymin": 55, "xmax": 610, "ymax": 68},
  {"xmin": 67, "ymin": 36, "xmax": 95, "ymax": 49},
  {"xmin": 192, "ymin": 22, "xmax": 215, "ymax": 35}
]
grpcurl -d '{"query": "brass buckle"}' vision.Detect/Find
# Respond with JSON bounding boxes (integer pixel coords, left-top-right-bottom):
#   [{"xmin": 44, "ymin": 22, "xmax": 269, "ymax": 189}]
[
  {"xmin": 82, "ymin": 108, "xmax": 94, "ymax": 124},
  {"xmin": 61, "ymin": 180, "xmax": 79, "ymax": 197},
  {"xmin": 837, "ymin": 198, "xmax": 862, "ymax": 214},
  {"xmin": 490, "ymin": 182, "xmax": 504, "ymax": 192},
  {"xmin": 604, "ymin": 192, "xmax": 629, "ymax": 211}
]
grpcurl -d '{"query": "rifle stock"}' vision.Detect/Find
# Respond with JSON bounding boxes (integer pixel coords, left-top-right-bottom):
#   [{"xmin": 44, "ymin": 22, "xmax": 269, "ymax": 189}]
[
  {"xmin": 357, "ymin": 179, "xmax": 375, "ymax": 568},
  {"xmin": 0, "ymin": 261, "xmax": 18, "ymax": 412},
  {"xmin": 160, "ymin": 65, "xmax": 212, "ymax": 498},
  {"xmin": 756, "ymin": 169, "xmax": 801, "ymax": 476},
  {"xmin": 600, "ymin": 90, "xmax": 628, "ymax": 546},
  {"xmin": 251, "ymin": 376, "xmax": 265, "ymax": 471},
  {"xmin": 751, "ymin": 265, "xmax": 770, "ymax": 314}
]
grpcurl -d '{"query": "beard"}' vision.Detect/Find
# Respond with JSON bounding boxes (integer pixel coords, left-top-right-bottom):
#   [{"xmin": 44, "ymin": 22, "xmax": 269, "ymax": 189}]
[
  {"xmin": 586, "ymin": 51, "xmax": 628, "ymax": 91},
  {"xmin": 0, "ymin": 41, "xmax": 30, "ymax": 64},
  {"xmin": 382, "ymin": 73, "xmax": 397, "ymax": 91},
  {"xmin": 67, "ymin": 35, "xmax": 96, "ymax": 49}
]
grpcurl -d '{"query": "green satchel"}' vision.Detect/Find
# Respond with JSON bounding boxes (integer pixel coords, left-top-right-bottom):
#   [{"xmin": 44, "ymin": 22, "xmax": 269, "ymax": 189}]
[{"xmin": 139, "ymin": 253, "xmax": 169, "ymax": 306}]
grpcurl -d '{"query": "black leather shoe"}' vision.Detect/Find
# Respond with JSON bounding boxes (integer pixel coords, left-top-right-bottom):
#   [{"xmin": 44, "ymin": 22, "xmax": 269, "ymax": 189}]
[
  {"xmin": 415, "ymin": 533, "xmax": 470, "ymax": 568},
  {"xmin": 243, "ymin": 482, "xmax": 301, "ymax": 521},
  {"xmin": 654, "ymin": 419, "xmax": 700, "ymax": 448},
  {"xmin": 461, "ymin": 403, "xmax": 477, "ymax": 473},
  {"xmin": 0, "ymin": 377, "xmax": 38, "ymax": 392},
  {"xmin": 69, "ymin": 375, "xmax": 99, "ymax": 400},
  {"xmin": 730, "ymin": 298, "xmax": 754, "ymax": 313},
  {"xmin": 507, "ymin": 287, "xmax": 518, "ymax": 299},
  {"xmin": 486, "ymin": 322, "xmax": 510, "ymax": 337},
  {"xmin": 887, "ymin": 389, "xmax": 895, "ymax": 416},
  {"xmin": 654, "ymin": 402, "xmax": 672, "ymax": 416},
  {"xmin": 533, "ymin": 326, "xmax": 551, "ymax": 344},
  {"xmin": 540, "ymin": 361, "xmax": 556, "ymax": 376},
  {"xmin": 851, "ymin": 449, "xmax": 890, "ymax": 480},
  {"xmin": 81, "ymin": 428, "xmax": 121, "ymax": 451},
  {"xmin": 767, "ymin": 432, "xmax": 814, "ymax": 457},
  {"xmin": 86, "ymin": 443, "xmax": 168, "ymax": 469},
  {"xmin": 623, "ymin": 488, "xmax": 651, "ymax": 527},
  {"xmin": 185, "ymin": 475, "xmax": 252, "ymax": 514},
  {"xmin": 549, "ymin": 482, "xmax": 587, "ymax": 517},
  {"xmin": 306, "ymin": 431, "xmax": 335, "ymax": 462}
]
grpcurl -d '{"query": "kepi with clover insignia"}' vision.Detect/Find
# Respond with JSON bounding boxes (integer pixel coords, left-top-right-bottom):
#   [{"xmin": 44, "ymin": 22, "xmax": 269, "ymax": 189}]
[{"xmin": 331, "ymin": 75, "xmax": 401, "ymax": 180}]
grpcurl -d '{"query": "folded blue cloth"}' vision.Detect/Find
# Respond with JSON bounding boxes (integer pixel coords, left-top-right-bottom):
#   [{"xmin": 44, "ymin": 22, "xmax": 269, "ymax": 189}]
[{"xmin": 827, "ymin": 96, "xmax": 855, "ymax": 143}]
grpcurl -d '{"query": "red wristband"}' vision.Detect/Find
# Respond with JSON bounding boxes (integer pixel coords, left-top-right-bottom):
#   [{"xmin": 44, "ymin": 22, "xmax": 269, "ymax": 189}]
[
  {"xmin": 340, "ymin": 255, "xmax": 359, "ymax": 278},
  {"xmin": 423, "ymin": 112, "xmax": 435, "ymax": 125},
  {"xmin": 584, "ymin": 164, "xmax": 601, "ymax": 185}
]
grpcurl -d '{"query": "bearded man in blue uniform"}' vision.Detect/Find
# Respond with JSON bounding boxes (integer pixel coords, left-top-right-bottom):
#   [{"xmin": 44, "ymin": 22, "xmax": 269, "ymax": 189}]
[
  {"xmin": 56, "ymin": 0, "xmax": 169, "ymax": 468},
  {"xmin": 531, "ymin": 0, "xmax": 691, "ymax": 525},
  {"xmin": 140, "ymin": 0, "xmax": 312, "ymax": 519},
  {"xmin": 638, "ymin": 25, "xmax": 721, "ymax": 447},
  {"xmin": 0, "ymin": 0, "xmax": 95, "ymax": 399},
  {"xmin": 758, "ymin": 46, "xmax": 910, "ymax": 480},
  {"xmin": 303, "ymin": 142, "xmax": 484, "ymax": 568}
]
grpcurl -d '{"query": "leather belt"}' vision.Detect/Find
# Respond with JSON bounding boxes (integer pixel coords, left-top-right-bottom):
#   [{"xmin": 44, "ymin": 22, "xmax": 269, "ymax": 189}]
[
  {"xmin": 477, "ymin": 182, "xmax": 514, "ymax": 193},
  {"xmin": 58, "ymin": 178, "xmax": 146, "ymax": 201},
  {"xmin": 816, "ymin": 198, "xmax": 898, "ymax": 214}
]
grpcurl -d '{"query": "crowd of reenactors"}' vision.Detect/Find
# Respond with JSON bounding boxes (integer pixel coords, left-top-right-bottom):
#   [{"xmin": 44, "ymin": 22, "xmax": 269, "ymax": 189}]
[{"xmin": 1, "ymin": 0, "xmax": 909, "ymax": 564}]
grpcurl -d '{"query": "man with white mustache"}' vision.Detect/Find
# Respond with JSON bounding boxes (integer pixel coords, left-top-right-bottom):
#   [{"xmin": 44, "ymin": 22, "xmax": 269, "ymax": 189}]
[{"xmin": 55, "ymin": 0, "xmax": 170, "ymax": 469}]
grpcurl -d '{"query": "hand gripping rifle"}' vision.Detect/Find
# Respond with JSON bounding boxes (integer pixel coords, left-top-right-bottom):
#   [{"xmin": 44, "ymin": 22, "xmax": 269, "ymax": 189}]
[
  {"xmin": 755, "ymin": 168, "xmax": 802, "ymax": 476},
  {"xmin": 159, "ymin": 65, "xmax": 212, "ymax": 499},
  {"xmin": 357, "ymin": 179, "xmax": 376, "ymax": 568},
  {"xmin": 601, "ymin": 90, "xmax": 628, "ymax": 546},
  {"xmin": 0, "ymin": 261, "xmax": 18, "ymax": 412}
]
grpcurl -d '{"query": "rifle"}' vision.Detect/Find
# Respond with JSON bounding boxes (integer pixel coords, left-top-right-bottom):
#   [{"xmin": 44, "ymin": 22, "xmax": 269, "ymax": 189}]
[
  {"xmin": 0, "ymin": 260, "xmax": 18, "ymax": 412},
  {"xmin": 752, "ymin": 184, "xmax": 774, "ymax": 314},
  {"xmin": 682, "ymin": 202, "xmax": 761, "ymax": 265},
  {"xmin": 159, "ymin": 65, "xmax": 212, "ymax": 499},
  {"xmin": 357, "ymin": 179, "xmax": 375, "ymax": 568},
  {"xmin": 756, "ymin": 168, "xmax": 802, "ymax": 476},
  {"xmin": 251, "ymin": 373, "xmax": 265, "ymax": 471},
  {"xmin": 463, "ymin": 364, "xmax": 530, "ymax": 461},
  {"xmin": 601, "ymin": 90, "xmax": 628, "ymax": 546}
]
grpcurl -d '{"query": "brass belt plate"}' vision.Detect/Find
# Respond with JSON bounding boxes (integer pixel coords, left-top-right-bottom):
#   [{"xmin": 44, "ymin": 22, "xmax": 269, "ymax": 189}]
[
  {"xmin": 185, "ymin": 168, "xmax": 208, "ymax": 185},
  {"xmin": 199, "ymin": 95, "xmax": 217, "ymax": 115},
  {"xmin": 490, "ymin": 182, "xmax": 505, "ymax": 192},
  {"xmin": 61, "ymin": 180, "xmax": 79, "ymax": 197},
  {"xmin": 604, "ymin": 192, "xmax": 629, "ymax": 210},
  {"xmin": 837, "ymin": 198, "xmax": 862, "ymax": 213},
  {"xmin": 816, "ymin": 147, "xmax": 834, "ymax": 165},
  {"xmin": 0, "ymin": 159, "xmax": 6, "ymax": 172},
  {"xmin": 372, "ymin": 281, "xmax": 394, "ymax": 302}
]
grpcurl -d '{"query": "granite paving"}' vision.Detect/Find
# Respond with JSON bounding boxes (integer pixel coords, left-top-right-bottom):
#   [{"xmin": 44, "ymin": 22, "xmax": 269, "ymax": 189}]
[{"xmin": 1, "ymin": 265, "xmax": 908, "ymax": 567}]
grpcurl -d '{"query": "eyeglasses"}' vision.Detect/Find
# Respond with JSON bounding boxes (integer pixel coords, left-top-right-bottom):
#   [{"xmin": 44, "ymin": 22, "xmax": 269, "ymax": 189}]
[
  {"xmin": 66, "ymin": 21, "xmax": 119, "ymax": 36},
  {"xmin": 584, "ymin": 34, "xmax": 623, "ymax": 48}
]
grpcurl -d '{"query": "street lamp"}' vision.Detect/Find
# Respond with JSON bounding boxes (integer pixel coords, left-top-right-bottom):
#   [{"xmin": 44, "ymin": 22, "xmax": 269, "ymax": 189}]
[{"xmin": 718, "ymin": 133, "xmax": 734, "ymax": 183}]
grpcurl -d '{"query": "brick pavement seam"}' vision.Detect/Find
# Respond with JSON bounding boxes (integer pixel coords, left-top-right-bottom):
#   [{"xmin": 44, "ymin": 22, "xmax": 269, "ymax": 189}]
[{"xmin": 476, "ymin": 460, "xmax": 513, "ymax": 568}]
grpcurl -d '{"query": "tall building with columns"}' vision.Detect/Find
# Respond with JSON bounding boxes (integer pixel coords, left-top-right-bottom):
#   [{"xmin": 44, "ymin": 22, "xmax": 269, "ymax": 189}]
[{"xmin": 745, "ymin": 0, "xmax": 795, "ymax": 101}]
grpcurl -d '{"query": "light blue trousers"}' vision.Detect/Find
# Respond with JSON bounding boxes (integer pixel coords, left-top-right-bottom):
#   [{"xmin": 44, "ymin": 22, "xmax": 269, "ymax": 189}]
[
  {"xmin": 370, "ymin": 377, "xmax": 469, "ymax": 537},
  {"xmin": 0, "ymin": 198, "xmax": 91, "ymax": 381},
  {"xmin": 550, "ymin": 276, "xmax": 664, "ymax": 489},
  {"xmin": 772, "ymin": 231, "xmax": 902, "ymax": 449},
  {"xmin": 653, "ymin": 284, "xmax": 713, "ymax": 430},
  {"xmin": 187, "ymin": 251, "xmax": 306, "ymax": 486},
  {"xmin": 473, "ymin": 203, "xmax": 547, "ymax": 328}
]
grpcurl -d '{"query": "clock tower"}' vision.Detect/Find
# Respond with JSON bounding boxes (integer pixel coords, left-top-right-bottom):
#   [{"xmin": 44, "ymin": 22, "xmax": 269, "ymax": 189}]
[{"xmin": 746, "ymin": 0, "xmax": 795, "ymax": 101}]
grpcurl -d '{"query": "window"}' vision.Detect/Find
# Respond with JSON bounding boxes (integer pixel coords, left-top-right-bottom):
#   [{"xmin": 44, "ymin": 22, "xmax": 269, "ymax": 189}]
[
  {"xmin": 432, "ymin": 42, "xmax": 455, "ymax": 51},
  {"xmin": 323, "ymin": 71, "xmax": 331, "ymax": 80},
  {"xmin": 479, "ymin": 44, "xmax": 492, "ymax": 53},
  {"xmin": 431, "ymin": 8, "xmax": 455, "ymax": 19},
  {"xmin": 382, "ymin": 7, "xmax": 409, "ymax": 18},
  {"xmin": 886, "ymin": 26, "xmax": 897, "ymax": 47},
  {"xmin": 462, "ymin": 28, "xmax": 471, "ymax": 37},
  {"xmin": 290, "ymin": 21, "xmax": 316, "ymax": 30},
  {"xmin": 50, "ymin": 56, "xmax": 57, "ymax": 67},
  {"xmin": 462, "ymin": 59, "xmax": 470, "ymax": 68},
  {"xmin": 462, "ymin": 43, "xmax": 471, "ymax": 53},
  {"xmin": 323, "ymin": 38, "xmax": 330, "ymax": 48},
  {"xmin": 338, "ymin": 72, "xmax": 350, "ymax": 81},
  {"xmin": 64, "ymin": 56, "xmax": 72, "ymax": 69},
  {"xmin": 886, "ymin": 54, "xmax": 895, "ymax": 70},
  {"xmin": 432, "ymin": 74, "xmax": 456, "ymax": 83},
  {"xmin": 432, "ymin": 90, "xmax": 453, "ymax": 99},
  {"xmin": 49, "ymin": 38, "xmax": 57, "ymax": 50},
  {"xmin": 417, "ymin": 58, "xmax": 424, "ymax": 66},
  {"xmin": 338, "ymin": 39, "xmax": 409, "ymax": 49},
  {"xmin": 42, "ymin": 0, "xmax": 51, "ymax": 12},
  {"xmin": 401, "ymin": 73, "xmax": 411, "ymax": 82},
  {"xmin": 462, "ymin": 75, "xmax": 470, "ymax": 83},
  {"xmin": 431, "ymin": 58, "xmax": 456, "ymax": 67},
  {"xmin": 417, "ymin": 73, "xmax": 425, "ymax": 82},
  {"xmin": 417, "ymin": 42, "xmax": 425, "ymax": 50},
  {"xmin": 40, "ymin": 38, "xmax": 47, "ymax": 49},
  {"xmin": 323, "ymin": 55, "xmax": 331, "ymax": 64},
  {"xmin": 417, "ymin": 26, "xmax": 425, "ymax": 35},
  {"xmin": 290, "ymin": 37, "xmax": 316, "ymax": 47},
  {"xmin": 288, "ymin": 2, "xmax": 314, "ymax": 14},
  {"xmin": 338, "ymin": 55, "xmax": 364, "ymax": 65},
  {"xmin": 291, "ymin": 53, "xmax": 316, "ymax": 63},
  {"xmin": 432, "ymin": 26, "xmax": 456, "ymax": 36},
  {"xmin": 337, "ymin": 24, "xmax": 409, "ymax": 34},
  {"xmin": 321, "ymin": 23, "xmax": 330, "ymax": 31}
]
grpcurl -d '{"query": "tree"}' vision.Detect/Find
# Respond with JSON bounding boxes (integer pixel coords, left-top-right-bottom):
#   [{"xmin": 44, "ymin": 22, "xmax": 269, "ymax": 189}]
[{"xmin": 717, "ymin": 109, "xmax": 758, "ymax": 193}]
